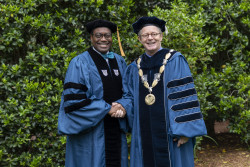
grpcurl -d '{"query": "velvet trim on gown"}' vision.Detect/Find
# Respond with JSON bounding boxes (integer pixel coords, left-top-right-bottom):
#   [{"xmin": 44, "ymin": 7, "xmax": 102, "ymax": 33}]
[
  {"xmin": 88, "ymin": 47, "xmax": 123, "ymax": 167},
  {"xmin": 139, "ymin": 49, "xmax": 171, "ymax": 167}
]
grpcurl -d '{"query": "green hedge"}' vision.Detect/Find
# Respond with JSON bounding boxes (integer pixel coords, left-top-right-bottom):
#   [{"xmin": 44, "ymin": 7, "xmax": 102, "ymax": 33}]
[{"xmin": 0, "ymin": 0, "xmax": 249, "ymax": 166}]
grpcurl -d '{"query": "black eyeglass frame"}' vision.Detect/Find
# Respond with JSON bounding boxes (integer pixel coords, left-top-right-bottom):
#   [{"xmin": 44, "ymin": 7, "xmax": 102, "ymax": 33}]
[{"xmin": 92, "ymin": 33, "xmax": 112, "ymax": 39}]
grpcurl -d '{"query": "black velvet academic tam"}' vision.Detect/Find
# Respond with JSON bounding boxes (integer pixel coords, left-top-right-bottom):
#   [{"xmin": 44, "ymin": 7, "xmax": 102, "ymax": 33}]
[
  {"xmin": 132, "ymin": 16, "xmax": 166, "ymax": 34},
  {"xmin": 86, "ymin": 19, "xmax": 117, "ymax": 33}
]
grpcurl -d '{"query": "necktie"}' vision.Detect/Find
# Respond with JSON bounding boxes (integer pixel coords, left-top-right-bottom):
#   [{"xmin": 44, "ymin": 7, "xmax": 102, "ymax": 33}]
[{"xmin": 101, "ymin": 52, "xmax": 114, "ymax": 59}]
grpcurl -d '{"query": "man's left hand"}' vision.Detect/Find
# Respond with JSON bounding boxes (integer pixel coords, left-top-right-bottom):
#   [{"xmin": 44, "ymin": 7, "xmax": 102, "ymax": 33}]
[{"xmin": 173, "ymin": 136, "xmax": 189, "ymax": 147}]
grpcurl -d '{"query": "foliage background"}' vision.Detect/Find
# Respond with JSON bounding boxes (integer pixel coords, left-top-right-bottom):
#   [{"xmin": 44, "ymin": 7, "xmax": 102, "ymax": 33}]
[{"xmin": 0, "ymin": 0, "xmax": 249, "ymax": 166}]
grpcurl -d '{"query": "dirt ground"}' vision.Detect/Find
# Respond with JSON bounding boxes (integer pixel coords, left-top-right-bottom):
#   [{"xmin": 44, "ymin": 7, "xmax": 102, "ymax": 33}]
[{"xmin": 194, "ymin": 121, "xmax": 250, "ymax": 167}]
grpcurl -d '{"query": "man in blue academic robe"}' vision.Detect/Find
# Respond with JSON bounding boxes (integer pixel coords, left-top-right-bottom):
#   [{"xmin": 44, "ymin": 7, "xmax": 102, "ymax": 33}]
[
  {"xmin": 58, "ymin": 19, "xmax": 128, "ymax": 167},
  {"xmin": 117, "ymin": 16, "xmax": 207, "ymax": 167}
]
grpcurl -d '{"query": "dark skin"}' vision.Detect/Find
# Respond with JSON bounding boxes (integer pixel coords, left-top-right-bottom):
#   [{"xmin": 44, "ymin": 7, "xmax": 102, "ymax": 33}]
[
  {"xmin": 90, "ymin": 27, "xmax": 126, "ymax": 118},
  {"xmin": 90, "ymin": 27, "xmax": 112, "ymax": 54},
  {"xmin": 110, "ymin": 103, "xmax": 126, "ymax": 118}
]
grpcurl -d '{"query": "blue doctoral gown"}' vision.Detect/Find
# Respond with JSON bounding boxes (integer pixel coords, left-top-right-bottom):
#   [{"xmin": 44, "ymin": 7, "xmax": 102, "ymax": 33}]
[
  {"xmin": 117, "ymin": 49, "xmax": 207, "ymax": 167},
  {"xmin": 58, "ymin": 50, "xmax": 128, "ymax": 167}
]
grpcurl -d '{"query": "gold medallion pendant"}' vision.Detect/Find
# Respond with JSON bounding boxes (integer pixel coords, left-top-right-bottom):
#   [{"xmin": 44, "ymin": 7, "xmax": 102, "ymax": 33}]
[
  {"xmin": 145, "ymin": 94, "xmax": 156, "ymax": 105},
  {"xmin": 137, "ymin": 49, "xmax": 174, "ymax": 105}
]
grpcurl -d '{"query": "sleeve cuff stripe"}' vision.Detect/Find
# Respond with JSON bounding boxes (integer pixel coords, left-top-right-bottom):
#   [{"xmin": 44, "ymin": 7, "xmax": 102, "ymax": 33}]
[
  {"xmin": 171, "ymin": 100, "xmax": 199, "ymax": 111},
  {"xmin": 64, "ymin": 82, "xmax": 88, "ymax": 91},
  {"xmin": 168, "ymin": 88, "xmax": 197, "ymax": 100},
  {"xmin": 64, "ymin": 94, "xmax": 87, "ymax": 102},
  {"xmin": 64, "ymin": 99, "xmax": 91, "ymax": 113},
  {"xmin": 167, "ymin": 76, "xmax": 193, "ymax": 88},
  {"xmin": 175, "ymin": 112, "xmax": 203, "ymax": 123}
]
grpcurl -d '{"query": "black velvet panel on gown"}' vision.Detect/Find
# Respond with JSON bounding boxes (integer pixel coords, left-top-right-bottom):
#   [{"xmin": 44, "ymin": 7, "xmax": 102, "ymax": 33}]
[
  {"xmin": 88, "ymin": 47, "xmax": 122, "ymax": 167},
  {"xmin": 139, "ymin": 49, "xmax": 171, "ymax": 167}
]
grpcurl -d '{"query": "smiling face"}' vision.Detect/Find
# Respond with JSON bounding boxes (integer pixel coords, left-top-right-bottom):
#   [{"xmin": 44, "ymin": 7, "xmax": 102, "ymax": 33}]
[
  {"xmin": 91, "ymin": 27, "xmax": 112, "ymax": 54},
  {"xmin": 138, "ymin": 25, "xmax": 163, "ymax": 56}
]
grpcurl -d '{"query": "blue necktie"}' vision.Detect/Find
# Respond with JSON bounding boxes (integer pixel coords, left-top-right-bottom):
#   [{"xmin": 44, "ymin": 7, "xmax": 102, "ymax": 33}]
[{"xmin": 101, "ymin": 52, "xmax": 114, "ymax": 59}]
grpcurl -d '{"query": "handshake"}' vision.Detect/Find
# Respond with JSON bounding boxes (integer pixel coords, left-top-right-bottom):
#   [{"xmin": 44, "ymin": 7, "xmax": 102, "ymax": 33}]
[{"xmin": 108, "ymin": 102, "xmax": 126, "ymax": 118}]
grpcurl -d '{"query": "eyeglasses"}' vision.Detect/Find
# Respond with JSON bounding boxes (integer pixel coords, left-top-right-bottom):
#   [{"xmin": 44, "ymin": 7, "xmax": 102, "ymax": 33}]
[
  {"xmin": 92, "ymin": 33, "xmax": 112, "ymax": 39},
  {"xmin": 140, "ymin": 33, "xmax": 161, "ymax": 39}
]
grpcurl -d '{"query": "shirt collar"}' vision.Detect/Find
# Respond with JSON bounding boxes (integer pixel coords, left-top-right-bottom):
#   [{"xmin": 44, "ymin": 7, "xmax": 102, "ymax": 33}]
[
  {"xmin": 145, "ymin": 47, "xmax": 163, "ymax": 58},
  {"xmin": 92, "ymin": 46, "xmax": 109, "ymax": 55}
]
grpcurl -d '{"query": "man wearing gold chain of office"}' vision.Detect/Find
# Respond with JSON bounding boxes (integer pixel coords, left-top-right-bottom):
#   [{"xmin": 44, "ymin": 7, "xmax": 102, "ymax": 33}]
[{"xmin": 116, "ymin": 16, "xmax": 207, "ymax": 167}]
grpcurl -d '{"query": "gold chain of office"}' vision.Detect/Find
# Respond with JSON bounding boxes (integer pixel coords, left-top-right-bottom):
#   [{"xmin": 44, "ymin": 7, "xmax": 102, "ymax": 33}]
[{"xmin": 137, "ymin": 49, "xmax": 174, "ymax": 105}]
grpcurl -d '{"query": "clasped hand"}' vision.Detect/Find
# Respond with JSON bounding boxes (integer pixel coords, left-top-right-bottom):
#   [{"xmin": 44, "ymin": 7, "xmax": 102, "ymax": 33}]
[{"xmin": 108, "ymin": 102, "xmax": 126, "ymax": 118}]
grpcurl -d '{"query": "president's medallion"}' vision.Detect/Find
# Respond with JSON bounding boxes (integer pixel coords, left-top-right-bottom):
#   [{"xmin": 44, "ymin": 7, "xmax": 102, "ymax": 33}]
[{"xmin": 145, "ymin": 94, "xmax": 155, "ymax": 105}]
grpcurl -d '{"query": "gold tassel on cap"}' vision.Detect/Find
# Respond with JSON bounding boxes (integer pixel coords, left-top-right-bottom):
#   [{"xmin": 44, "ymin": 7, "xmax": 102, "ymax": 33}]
[
  {"xmin": 165, "ymin": 25, "xmax": 168, "ymax": 36},
  {"xmin": 117, "ymin": 27, "xmax": 125, "ymax": 57}
]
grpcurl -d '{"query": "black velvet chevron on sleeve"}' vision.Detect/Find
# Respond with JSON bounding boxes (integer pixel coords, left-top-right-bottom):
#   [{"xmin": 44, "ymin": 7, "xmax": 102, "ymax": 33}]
[
  {"xmin": 168, "ymin": 88, "xmax": 197, "ymax": 100},
  {"xmin": 64, "ymin": 99, "xmax": 91, "ymax": 113},
  {"xmin": 64, "ymin": 82, "xmax": 88, "ymax": 91},
  {"xmin": 175, "ymin": 112, "xmax": 203, "ymax": 123},
  {"xmin": 167, "ymin": 76, "xmax": 193, "ymax": 88},
  {"xmin": 64, "ymin": 94, "xmax": 87, "ymax": 102},
  {"xmin": 171, "ymin": 100, "xmax": 199, "ymax": 111}
]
